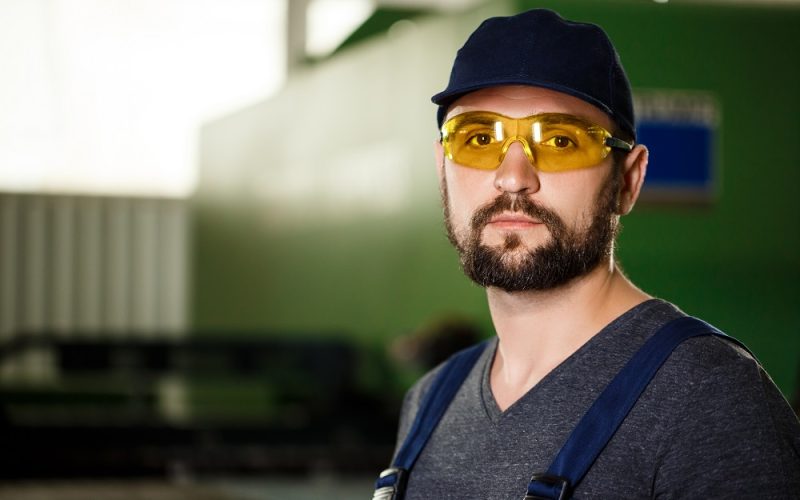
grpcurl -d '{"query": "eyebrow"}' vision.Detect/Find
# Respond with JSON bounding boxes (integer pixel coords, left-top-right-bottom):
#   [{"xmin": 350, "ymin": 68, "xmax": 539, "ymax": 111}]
[
  {"xmin": 464, "ymin": 117, "xmax": 497, "ymax": 126},
  {"xmin": 452, "ymin": 112, "xmax": 598, "ymax": 126}
]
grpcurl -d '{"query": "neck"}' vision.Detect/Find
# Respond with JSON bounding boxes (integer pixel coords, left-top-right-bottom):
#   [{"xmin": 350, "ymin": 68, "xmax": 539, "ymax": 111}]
[{"xmin": 487, "ymin": 256, "xmax": 650, "ymax": 411}]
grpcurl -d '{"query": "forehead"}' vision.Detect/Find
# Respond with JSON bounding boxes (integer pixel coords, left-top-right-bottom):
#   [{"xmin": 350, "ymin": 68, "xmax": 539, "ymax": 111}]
[{"xmin": 445, "ymin": 85, "xmax": 615, "ymax": 130}]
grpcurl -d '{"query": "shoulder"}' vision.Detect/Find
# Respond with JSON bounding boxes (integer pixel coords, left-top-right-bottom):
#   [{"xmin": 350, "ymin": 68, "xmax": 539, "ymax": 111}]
[
  {"xmin": 397, "ymin": 365, "xmax": 443, "ymax": 434},
  {"xmin": 394, "ymin": 339, "xmax": 495, "ymax": 451},
  {"xmin": 623, "ymin": 301, "xmax": 766, "ymax": 392},
  {"xmin": 644, "ymin": 322, "xmax": 800, "ymax": 497},
  {"xmin": 649, "ymin": 316, "xmax": 794, "ymax": 436},
  {"xmin": 659, "ymin": 326, "xmax": 779, "ymax": 406},
  {"xmin": 668, "ymin": 331, "xmax": 757, "ymax": 382}
]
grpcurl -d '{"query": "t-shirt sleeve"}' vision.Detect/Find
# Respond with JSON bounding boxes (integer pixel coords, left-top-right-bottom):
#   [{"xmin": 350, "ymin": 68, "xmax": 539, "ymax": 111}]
[{"xmin": 653, "ymin": 344, "xmax": 800, "ymax": 499}]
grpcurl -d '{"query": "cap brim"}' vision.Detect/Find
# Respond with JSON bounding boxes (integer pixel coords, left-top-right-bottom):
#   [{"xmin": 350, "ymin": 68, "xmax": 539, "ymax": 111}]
[{"xmin": 432, "ymin": 80, "xmax": 634, "ymax": 140}]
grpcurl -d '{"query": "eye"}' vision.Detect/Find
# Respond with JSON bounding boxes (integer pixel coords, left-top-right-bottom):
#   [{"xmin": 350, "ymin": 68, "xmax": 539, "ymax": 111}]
[
  {"xmin": 541, "ymin": 135, "xmax": 576, "ymax": 149},
  {"xmin": 467, "ymin": 132, "xmax": 495, "ymax": 147}
]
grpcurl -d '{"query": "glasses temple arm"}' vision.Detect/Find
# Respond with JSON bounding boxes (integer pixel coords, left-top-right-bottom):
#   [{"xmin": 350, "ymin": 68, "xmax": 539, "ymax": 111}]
[{"xmin": 605, "ymin": 136, "xmax": 633, "ymax": 152}]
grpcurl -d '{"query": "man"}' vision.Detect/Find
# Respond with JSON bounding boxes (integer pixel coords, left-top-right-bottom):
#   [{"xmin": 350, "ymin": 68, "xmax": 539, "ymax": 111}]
[{"xmin": 379, "ymin": 9, "xmax": 800, "ymax": 499}]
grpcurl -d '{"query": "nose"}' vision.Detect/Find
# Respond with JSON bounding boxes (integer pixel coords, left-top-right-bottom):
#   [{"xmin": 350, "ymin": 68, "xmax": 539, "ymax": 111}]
[{"xmin": 494, "ymin": 140, "xmax": 540, "ymax": 195}]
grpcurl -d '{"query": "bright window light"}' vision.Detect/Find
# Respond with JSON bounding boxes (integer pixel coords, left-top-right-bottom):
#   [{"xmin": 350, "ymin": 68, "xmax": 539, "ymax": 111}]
[
  {"xmin": 0, "ymin": 0, "xmax": 287, "ymax": 198},
  {"xmin": 306, "ymin": 0, "xmax": 375, "ymax": 58}
]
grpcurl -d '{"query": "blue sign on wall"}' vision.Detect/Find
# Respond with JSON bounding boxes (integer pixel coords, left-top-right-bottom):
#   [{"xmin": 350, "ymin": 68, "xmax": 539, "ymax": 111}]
[{"xmin": 634, "ymin": 91, "xmax": 719, "ymax": 204}]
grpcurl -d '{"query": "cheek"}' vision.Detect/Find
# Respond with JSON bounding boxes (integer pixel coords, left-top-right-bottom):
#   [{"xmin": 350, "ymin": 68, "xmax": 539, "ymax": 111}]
[
  {"xmin": 539, "ymin": 168, "xmax": 610, "ymax": 228},
  {"xmin": 443, "ymin": 166, "xmax": 494, "ymax": 227}
]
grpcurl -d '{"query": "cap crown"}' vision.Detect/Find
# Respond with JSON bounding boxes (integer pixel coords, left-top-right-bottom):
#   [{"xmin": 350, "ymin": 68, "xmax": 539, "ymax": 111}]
[{"xmin": 432, "ymin": 9, "xmax": 635, "ymax": 140}]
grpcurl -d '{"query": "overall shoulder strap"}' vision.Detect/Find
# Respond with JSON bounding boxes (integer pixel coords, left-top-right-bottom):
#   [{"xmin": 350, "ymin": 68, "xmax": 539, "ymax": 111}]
[
  {"xmin": 373, "ymin": 340, "xmax": 490, "ymax": 500},
  {"xmin": 525, "ymin": 316, "xmax": 747, "ymax": 500}
]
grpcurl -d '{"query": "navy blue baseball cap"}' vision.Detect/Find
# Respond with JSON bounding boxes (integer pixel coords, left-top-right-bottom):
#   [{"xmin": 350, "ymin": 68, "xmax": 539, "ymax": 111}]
[{"xmin": 432, "ymin": 9, "xmax": 636, "ymax": 140}]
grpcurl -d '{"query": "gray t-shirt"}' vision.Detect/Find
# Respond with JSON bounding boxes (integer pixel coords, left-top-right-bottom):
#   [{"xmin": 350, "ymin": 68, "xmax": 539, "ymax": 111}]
[{"xmin": 394, "ymin": 299, "xmax": 800, "ymax": 499}]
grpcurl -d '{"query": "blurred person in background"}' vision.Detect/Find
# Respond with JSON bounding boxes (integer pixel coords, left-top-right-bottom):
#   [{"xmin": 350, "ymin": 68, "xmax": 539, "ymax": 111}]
[
  {"xmin": 389, "ymin": 315, "xmax": 482, "ymax": 372},
  {"xmin": 374, "ymin": 9, "xmax": 800, "ymax": 500}
]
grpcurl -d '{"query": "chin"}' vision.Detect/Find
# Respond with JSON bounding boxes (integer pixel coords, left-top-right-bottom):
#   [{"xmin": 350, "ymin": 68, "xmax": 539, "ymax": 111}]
[
  {"xmin": 483, "ymin": 231, "xmax": 547, "ymax": 250},
  {"xmin": 497, "ymin": 252, "xmax": 530, "ymax": 270}
]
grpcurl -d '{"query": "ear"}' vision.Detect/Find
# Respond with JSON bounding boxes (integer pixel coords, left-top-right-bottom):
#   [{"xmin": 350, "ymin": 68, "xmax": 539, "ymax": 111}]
[
  {"xmin": 617, "ymin": 144, "xmax": 648, "ymax": 215},
  {"xmin": 434, "ymin": 139, "xmax": 445, "ymax": 179}
]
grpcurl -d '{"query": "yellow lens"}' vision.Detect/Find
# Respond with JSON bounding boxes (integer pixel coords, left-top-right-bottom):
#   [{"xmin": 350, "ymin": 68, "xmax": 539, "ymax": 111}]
[
  {"xmin": 441, "ymin": 112, "xmax": 615, "ymax": 172},
  {"xmin": 531, "ymin": 114, "xmax": 611, "ymax": 172},
  {"xmin": 441, "ymin": 113, "xmax": 506, "ymax": 170}
]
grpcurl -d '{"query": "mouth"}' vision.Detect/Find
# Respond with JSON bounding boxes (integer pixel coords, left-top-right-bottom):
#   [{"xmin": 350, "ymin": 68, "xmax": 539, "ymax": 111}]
[{"xmin": 487, "ymin": 212, "xmax": 543, "ymax": 229}]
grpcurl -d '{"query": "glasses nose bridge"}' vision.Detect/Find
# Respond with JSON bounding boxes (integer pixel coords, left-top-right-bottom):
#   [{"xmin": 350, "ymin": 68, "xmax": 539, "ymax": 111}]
[
  {"xmin": 499, "ymin": 134, "xmax": 536, "ymax": 165},
  {"xmin": 498, "ymin": 116, "xmax": 535, "ymax": 165}
]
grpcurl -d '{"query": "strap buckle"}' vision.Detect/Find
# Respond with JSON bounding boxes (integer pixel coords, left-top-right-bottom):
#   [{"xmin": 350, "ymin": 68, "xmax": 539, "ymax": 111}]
[
  {"xmin": 524, "ymin": 472, "xmax": 572, "ymax": 500},
  {"xmin": 372, "ymin": 467, "xmax": 407, "ymax": 500}
]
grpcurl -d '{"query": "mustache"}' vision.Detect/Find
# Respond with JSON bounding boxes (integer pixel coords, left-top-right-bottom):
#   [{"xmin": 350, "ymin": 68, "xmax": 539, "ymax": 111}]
[{"xmin": 470, "ymin": 192, "xmax": 565, "ymax": 234}]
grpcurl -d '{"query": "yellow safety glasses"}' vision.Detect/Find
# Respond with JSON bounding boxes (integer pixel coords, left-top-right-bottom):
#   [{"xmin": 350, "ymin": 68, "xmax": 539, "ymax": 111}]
[{"xmin": 440, "ymin": 111, "xmax": 633, "ymax": 172}]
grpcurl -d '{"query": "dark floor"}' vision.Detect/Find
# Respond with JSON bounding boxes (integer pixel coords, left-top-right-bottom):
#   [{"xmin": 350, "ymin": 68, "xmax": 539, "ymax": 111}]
[{"xmin": 0, "ymin": 476, "xmax": 374, "ymax": 500}]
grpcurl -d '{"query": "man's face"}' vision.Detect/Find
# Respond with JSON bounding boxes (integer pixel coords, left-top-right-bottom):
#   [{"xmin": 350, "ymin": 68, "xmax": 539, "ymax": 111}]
[{"xmin": 437, "ymin": 85, "xmax": 623, "ymax": 292}]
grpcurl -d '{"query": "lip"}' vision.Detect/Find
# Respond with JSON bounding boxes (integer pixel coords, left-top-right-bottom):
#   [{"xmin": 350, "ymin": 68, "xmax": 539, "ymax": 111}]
[{"xmin": 488, "ymin": 212, "xmax": 542, "ymax": 228}]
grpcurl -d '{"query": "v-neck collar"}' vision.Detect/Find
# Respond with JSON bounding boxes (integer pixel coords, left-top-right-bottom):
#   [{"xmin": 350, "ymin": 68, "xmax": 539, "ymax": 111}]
[{"xmin": 479, "ymin": 299, "xmax": 664, "ymax": 424}]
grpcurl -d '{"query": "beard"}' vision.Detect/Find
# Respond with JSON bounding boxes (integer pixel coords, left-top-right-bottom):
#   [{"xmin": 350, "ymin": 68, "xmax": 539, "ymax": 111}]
[{"xmin": 442, "ymin": 171, "xmax": 621, "ymax": 293}]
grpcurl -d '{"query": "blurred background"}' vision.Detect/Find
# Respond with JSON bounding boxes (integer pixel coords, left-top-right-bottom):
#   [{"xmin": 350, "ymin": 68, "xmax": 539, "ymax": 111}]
[{"xmin": 1, "ymin": 0, "xmax": 798, "ymax": 498}]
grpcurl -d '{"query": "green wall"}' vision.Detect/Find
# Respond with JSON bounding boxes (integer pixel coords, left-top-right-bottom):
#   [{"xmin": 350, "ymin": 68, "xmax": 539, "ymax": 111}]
[
  {"xmin": 514, "ymin": 0, "xmax": 800, "ymax": 395},
  {"xmin": 193, "ymin": 0, "xmax": 799, "ymax": 397}
]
